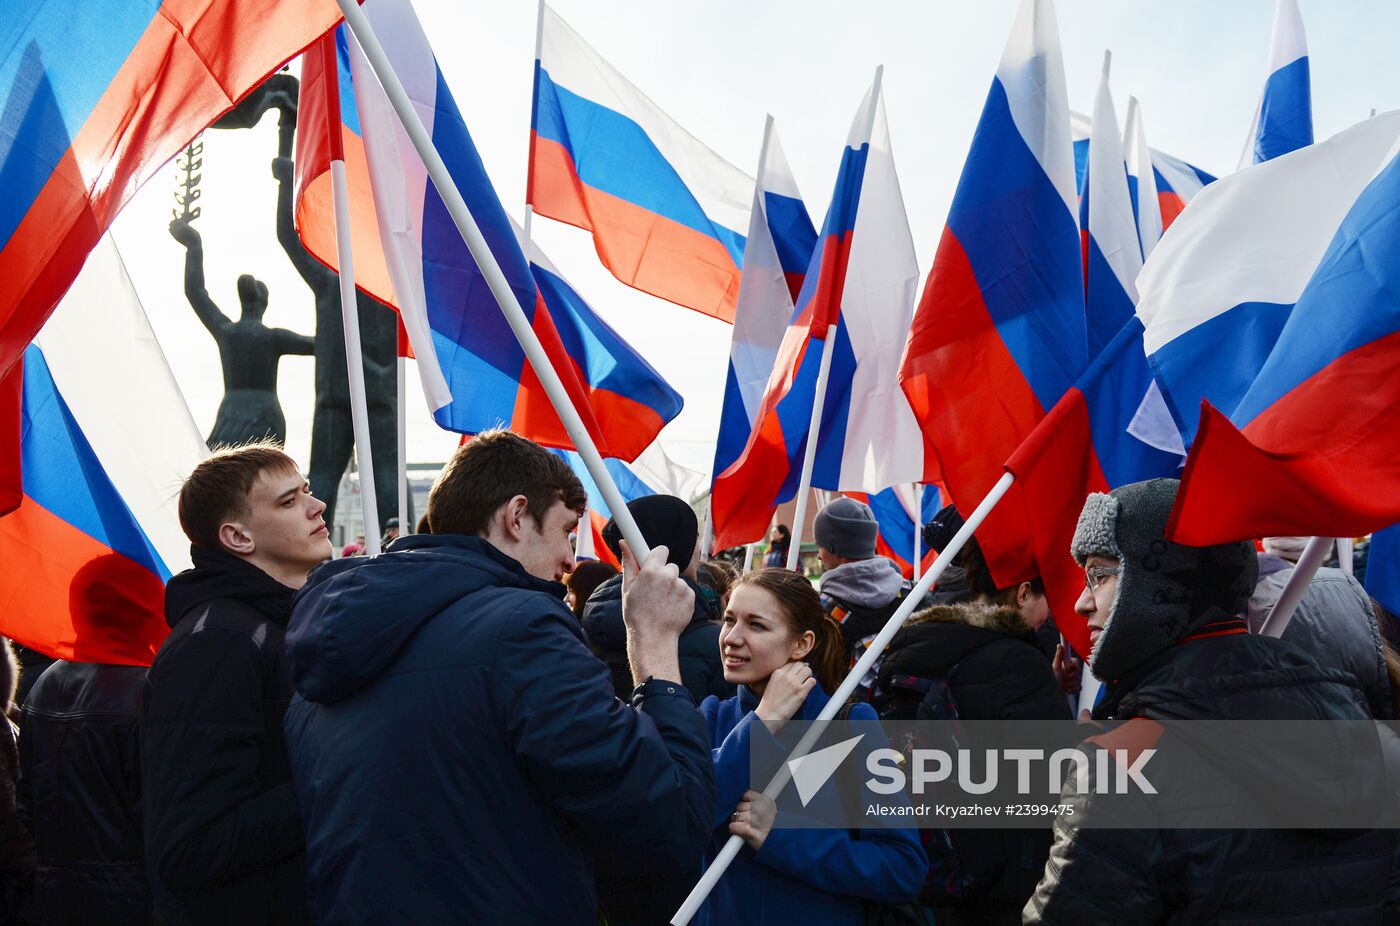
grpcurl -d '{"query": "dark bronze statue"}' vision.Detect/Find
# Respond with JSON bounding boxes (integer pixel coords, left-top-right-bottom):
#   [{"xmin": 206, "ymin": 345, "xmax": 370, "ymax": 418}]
[
  {"xmin": 201, "ymin": 72, "xmax": 400, "ymax": 531},
  {"xmin": 272, "ymin": 155, "xmax": 400, "ymax": 534},
  {"xmin": 169, "ymin": 217, "xmax": 314, "ymax": 448}
]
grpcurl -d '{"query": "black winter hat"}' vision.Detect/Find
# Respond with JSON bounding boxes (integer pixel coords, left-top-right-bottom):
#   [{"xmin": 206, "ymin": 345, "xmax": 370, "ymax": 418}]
[{"xmin": 602, "ymin": 495, "xmax": 698, "ymax": 569}]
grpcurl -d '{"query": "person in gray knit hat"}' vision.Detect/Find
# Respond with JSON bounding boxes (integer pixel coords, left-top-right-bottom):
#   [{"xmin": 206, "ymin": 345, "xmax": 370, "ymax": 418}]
[
  {"xmin": 1028, "ymin": 477, "xmax": 1399, "ymax": 924},
  {"xmin": 813, "ymin": 497, "xmax": 925, "ymax": 687}
]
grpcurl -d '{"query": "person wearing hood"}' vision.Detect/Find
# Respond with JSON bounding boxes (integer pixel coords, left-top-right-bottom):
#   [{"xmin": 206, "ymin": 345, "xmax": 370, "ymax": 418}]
[
  {"xmin": 1027, "ymin": 478, "xmax": 1399, "ymax": 924},
  {"xmin": 813, "ymin": 498, "xmax": 928, "ymax": 689},
  {"xmin": 141, "ymin": 443, "xmax": 332, "ymax": 926},
  {"xmin": 1251, "ymin": 537, "xmax": 1395, "ymax": 721},
  {"xmin": 281, "ymin": 431, "xmax": 714, "ymax": 924},
  {"xmin": 582, "ymin": 495, "xmax": 734, "ymax": 705}
]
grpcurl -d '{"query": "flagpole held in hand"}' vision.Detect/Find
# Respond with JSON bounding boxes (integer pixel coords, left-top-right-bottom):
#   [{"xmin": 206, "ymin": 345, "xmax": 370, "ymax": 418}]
[
  {"xmin": 671, "ymin": 472, "xmax": 1016, "ymax": 924},
  {"xmin": 321, "ymin": 34, "xmax": 382, "ymax": 556},
  {"xmin": 335, "ymin": 0, "xmax": 650, "ymax": 558}
]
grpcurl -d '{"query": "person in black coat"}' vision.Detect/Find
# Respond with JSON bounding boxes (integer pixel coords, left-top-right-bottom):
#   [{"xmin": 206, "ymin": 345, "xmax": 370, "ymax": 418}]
[
  {"xmin": 18, "ymin": 554, "xmax": 154, "ymax": 926},
  {"xmin": 1028, "ymin": 477, "xmax": 1400, "ymax": 924},
  {"xmin": 582, "ymin": 495, "xmax": 733, "ymax": 707},
  {"xmin": 0, "ymin": 640, "xmax": 34, "ymax": 924},
  {"xmin": 19, "ymin": 659, "xmax": 148, "ymax": 926},
  {"xmin": 876, "ymin": 603, "xmax": 1070, "ymax": 924},
  {"xmin": 142, "ymin": 443, "xmax": 332, "ymax": 926},
  {"xmin": 282, "ymin": 431, "xmax": 714, "ymax": 925}
]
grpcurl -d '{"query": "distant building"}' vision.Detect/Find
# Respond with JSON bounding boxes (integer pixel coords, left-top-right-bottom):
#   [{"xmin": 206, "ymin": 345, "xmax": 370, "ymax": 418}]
[{"xmin": 331, "ymin": 462, "xmax": 443, "ymax": 551}]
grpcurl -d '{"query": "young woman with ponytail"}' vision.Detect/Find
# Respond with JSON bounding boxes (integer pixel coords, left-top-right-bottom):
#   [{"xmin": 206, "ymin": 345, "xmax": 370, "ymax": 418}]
[{"xmin": 694, "ymin": 568, "xmax": 927, "ymax": 926}]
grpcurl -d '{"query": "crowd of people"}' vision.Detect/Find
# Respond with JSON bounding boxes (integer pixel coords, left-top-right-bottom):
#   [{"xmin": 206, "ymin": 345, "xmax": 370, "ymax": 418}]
[{"xmin": 0, "ymin": 431, "xmax": 1396, "ymax": 924}]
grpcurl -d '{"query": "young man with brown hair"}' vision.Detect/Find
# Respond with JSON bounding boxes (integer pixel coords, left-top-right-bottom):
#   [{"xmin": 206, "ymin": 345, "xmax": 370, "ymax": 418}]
[
  {"xmin": 283, "ymin": 430, "xmax": 715, "ymax": 924},
  {"xmin": 142, "ymin": 442, "xmax": 331, "ymax": 926}
]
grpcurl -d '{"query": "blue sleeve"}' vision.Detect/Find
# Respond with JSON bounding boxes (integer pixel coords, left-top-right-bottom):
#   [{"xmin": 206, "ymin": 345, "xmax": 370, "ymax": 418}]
[
  {"xmin": 700, "ymin": 699, "xmax": 791, "ymax": 831},
  {"xmin": 752, "ymin": 703, "xmax": 927, "ymax": 904},
  {"xmin": 492, "ymin": 600, "xmax": 714, "ymax": 870}
]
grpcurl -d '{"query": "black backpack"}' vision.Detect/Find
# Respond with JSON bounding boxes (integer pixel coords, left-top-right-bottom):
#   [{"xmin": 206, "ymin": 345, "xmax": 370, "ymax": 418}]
[{"xmin": 874, "ymin": 665, "xmax": 1005, "ymax": 907}]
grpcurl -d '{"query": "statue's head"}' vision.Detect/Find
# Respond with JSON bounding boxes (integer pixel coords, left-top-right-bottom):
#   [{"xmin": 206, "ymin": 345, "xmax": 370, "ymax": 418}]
[{"xmin": 237, "ymin": 274, "xmax": 269, "ymax": 319}]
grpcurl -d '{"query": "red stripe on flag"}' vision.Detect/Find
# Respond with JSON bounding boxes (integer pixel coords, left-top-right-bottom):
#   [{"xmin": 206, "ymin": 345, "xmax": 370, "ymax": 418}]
[
  {"xmin": 899, "ymin": 227, "xmax": 1045, "ymax": 589},
  {"xmin": 1004, "ymin": 387, "xmax": 1104, "ymax": 659},
  {"xmin": 0, "ymin": 0, "xmax": 344, "ymax": 379},
  {"xmin": 1158, "ymin": 191, "xmax": 1186, "ymax": 230},
  {"xmin": 295, "ymin": 37, "xmax": 399, "ymax": 308},
  {"xmin": 509, "ymin": 294, "xmax": 666, "ymax": 462},
  {"xmin": 590, "ymin": 510, "xmax": 620, "ymax": 569},
  {"xmin": 0, "ymin": 497, "xmax": 167, "ymax": 665},
  {"xmin": 530, "ymin": 134, "xmax": 740, "ymax": 323},
  {"xmin": 0, "ymin": 359, "xmax": 20, "ymax": 516},
  {"xmin": 1170, "ymin": 353, "xmax": 1400, "ymax": 548}
]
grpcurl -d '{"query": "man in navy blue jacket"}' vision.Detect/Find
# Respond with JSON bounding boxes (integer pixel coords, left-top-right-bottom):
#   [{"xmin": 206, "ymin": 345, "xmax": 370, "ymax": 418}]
[{"xmin": 283, "ymin": 430, "xmax": 715, "ymax": 923}]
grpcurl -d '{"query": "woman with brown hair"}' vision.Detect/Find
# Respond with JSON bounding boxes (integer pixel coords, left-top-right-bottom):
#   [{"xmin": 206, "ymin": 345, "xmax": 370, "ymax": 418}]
[{"xmin": 695, "ymin": 568, "xmax": 926, "ymax": 925}]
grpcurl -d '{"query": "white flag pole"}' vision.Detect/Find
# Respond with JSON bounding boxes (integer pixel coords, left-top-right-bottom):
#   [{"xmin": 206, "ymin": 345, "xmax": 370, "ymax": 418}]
[
  {"xmin": 912, "ymin": 483, "xmax": 923, "ymax": 581},
  {"xmin": 742, "ymin": 543, "xmax": 756, "ymax": 573},
  {"xmin": 523, "ymin": 0, "xmax": 546, "ymax": 244},
  {"xmin": 1260, "ymin": 535, "xmax": 1331, "ymax": 638},
  {"xmin": 784, "ymin": 345, "xmax": 833, "ymax": 571},
  {"xmin": 700, "ymin": 500, "xmax": 713, "ymax": 559},
  {"xmin": 323, "ymin": 37, "xmax": 382, "ymax": 556},
  {"xmin": 785, "ymin": 65, "xmax": 883, "ymax": 572},
  {"xmin": 396, "ymin": 348, "xmax": 408, "ymax": 534},
  {"xmin": 1337, "ymin": 536, "xmax": 1355, "ymax": 575},
  {"xmin": 336, "ymin": 0, "xmax": 650, "ymax": 556},
  {"xmin": 672, "ymin": 472, "xmax": 1016, "ymax": 925}
]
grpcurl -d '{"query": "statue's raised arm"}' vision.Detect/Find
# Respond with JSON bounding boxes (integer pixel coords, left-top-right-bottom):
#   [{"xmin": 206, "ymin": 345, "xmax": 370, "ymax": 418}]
[
  {"xmin": 272, "ymin": 156, "xmax": 327, "ymax": 285},
  {"xmin": 169, "ymin": 218, "xmax": 229, "ymax": 336}
]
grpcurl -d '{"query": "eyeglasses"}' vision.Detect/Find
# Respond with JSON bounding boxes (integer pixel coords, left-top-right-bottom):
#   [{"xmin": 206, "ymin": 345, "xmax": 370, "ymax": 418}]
[{"xmin": 1084, "ymin": 564, "xmax": 1121, "ymax": 592}]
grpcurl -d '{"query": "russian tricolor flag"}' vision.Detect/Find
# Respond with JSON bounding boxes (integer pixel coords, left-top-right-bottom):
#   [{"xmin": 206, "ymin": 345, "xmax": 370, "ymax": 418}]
[
  {"xmin": 1241, "ymin": 0, "xmax": 1313, "ymax": 167},
  {"xmin": 1137, "ymin": 112, "xmax": 1400, "ymax": 544},
  {"xmin": 0, "ymin": 235, "xmax": 207, "ymax": 664},
  {"xmin": 0, "ymin": 0, "xmax": 343, "ymax": 505},
  {"xmin": 557, "ymin": 451, "xmax": 656, "ymax": 568},
  {"xmin": 1078, "ymin": 54, "xmax": 1142, "ymax": 360},
  {"xmin": 1005, "ymin": 317, "xmax": 1185, "ymax": 658},
  {"xmin": 899, "ymin": 0, "xmax": 1085, "ymax": 591},
  {"xmin": 530, "ymin": 5, "xmax": 753, "ymax": 322},
  {"xmin": 298, "ymin": 1, "xmax": 682, "ymax": 462},
  {"xmin": 710, "ymin": 122, "xmax": 816, "ymax": 550},
  {"xmin": 1123, "ymin": 97, "xmax": 1163, "ymax": 261},
  {"xmin": 1071, "ymin": 111, "xmax": 1215, "ymax": 234},
  {"xmin": 2, "ymin": 345, "xmax": 169, "ymax": 663},
  {"xmin": 714, "ymin": 75, "xmax": 923, "ymax": 550}
]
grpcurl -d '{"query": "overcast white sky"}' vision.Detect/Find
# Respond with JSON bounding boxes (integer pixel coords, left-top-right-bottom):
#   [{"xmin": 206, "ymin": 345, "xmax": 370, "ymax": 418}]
[{"xmin": 107, "ymin": 0, "xmax": 1400, "ymax": 475}]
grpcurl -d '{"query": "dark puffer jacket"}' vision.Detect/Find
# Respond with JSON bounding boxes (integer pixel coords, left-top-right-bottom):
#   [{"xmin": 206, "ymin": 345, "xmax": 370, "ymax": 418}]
[
  {"xmin": 282, "ymin": 534, "xmax": 714, "ymax": 925},
  {"xmin": 142, "ymin": 547, "xmax": 308, "ymax": 926},
  {"xmin": 1028, "ymin": 630, "xmax": 1400, "ymax": 924},
  {"xmin": 876, "ymin": 605, "xmax": 1069, "ymax": 923},
  {"xmin": 19, "ymin": 661, "xmax": 149, "ymax": 926},
  {"xmin": 582, "ymin": 573, "xmax": 734, "ymax": 705},
  {"xmin": 878, "ymin": 605, "xmax": 1070, "ymax": 723}
]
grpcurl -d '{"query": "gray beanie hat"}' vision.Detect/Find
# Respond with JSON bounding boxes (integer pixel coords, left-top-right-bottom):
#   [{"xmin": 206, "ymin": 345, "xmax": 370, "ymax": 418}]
[
  {"xmin": 814, "ymin": 497, "xmax": 879, "ymax": 559},
  {"xmin": 1071, "ymin": 478, "xmax": 1259, "ymax": 681}
]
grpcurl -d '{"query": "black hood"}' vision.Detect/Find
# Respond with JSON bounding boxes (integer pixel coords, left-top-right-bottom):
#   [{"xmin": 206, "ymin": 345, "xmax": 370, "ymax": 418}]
[{"xmin": 163, "ymin": 545, "xmax": 298, "ymax": 628}]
